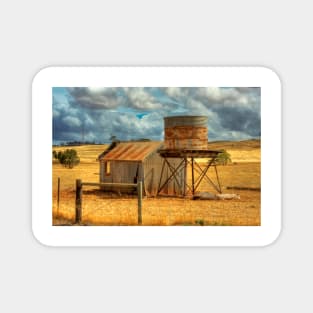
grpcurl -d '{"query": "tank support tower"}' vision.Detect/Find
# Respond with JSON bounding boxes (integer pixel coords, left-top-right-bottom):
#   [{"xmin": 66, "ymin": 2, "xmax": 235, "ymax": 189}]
[{"xmin": 157, "ymin": 116, "xmax": 223, "ymax": 197}]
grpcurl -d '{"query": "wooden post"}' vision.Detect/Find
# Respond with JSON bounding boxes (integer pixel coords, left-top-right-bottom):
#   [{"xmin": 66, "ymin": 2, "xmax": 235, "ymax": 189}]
[
  {"xmin": 157, "ymin": 159, "xmax": 166, "ymax": 195},
  {"xmin": 214, "ymin": 162, "xmax": 222, "ymax": 193},
  {"xmin": 191, "ymin": 158, "xmax": 195, "ymax": 195},
  {"xmin": 183, "ymin": 157, "xmax": 187, "ymax": 196},
  {"xmin": 57, "ymin": 177, "xmax": 60, "ymax": 215},
  {"xmin": 75, "ymin": 179, "xmax": 82, "ymax": 224},
  {"xmin": 137, "ymin": 181, "xmax": 142, "ymax": 225}
]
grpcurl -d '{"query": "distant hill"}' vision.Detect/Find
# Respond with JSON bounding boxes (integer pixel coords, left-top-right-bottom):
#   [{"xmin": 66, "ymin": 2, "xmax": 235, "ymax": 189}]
[
  {"xmin": 52, "ymin": 139, "xmax": 261, "ymax": 164},
  {"xmin": 207, "ymin": 139, "xmax": 261, "ymax": 151}
]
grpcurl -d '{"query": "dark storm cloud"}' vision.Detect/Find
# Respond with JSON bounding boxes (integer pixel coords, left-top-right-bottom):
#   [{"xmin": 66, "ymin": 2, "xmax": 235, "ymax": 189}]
[
  {"xmin": 212, "ymin": 106, "xmax": 261, "ymax": 137},
  {"xmin": 235, "ymin": 87, "xmax": 260, "ymax": 94},
  {"xmin": 53, "ymin": 95, "xmax": 83, "ymax": 142},
  {"xmin": 67, "ymin": 87, "xmax": 123, "ymax": 109},
  {"xmin": 52, "ymin": 91, "xmax": 163, "ymax": 143},
  {"xmin": 197, "ymin": 88, "xmax": 260, "ymax": 139},
  {"xmin": 52, "ymin": 87, "xmax": 261, "ymax": 143},
  {"xmin": 160, "ymin": 87, "xmax": 261, "ymax": 139}
]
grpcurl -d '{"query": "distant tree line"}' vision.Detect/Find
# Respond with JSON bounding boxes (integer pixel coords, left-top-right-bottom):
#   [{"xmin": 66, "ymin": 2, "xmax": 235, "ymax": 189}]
[
  {"xmin": 53, "ymin": 137, "xmax": 152, "ymax": 147},
  {"xmin": 110, "ymin": 134, "xmax": 151, "ymax": 143},
  {"xmin": 130, "ymin": 138, "xmax": 151, "ymax": 142},
  {"xmin": 57, "ymin": 140, "xmax": 98, "ymax": 146}
]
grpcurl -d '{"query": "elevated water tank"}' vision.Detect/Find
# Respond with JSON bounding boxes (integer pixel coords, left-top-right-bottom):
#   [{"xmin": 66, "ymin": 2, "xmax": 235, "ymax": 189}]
[{"xmin": 164, "ymin": 116, "xmax": 208, "ymax": 150}]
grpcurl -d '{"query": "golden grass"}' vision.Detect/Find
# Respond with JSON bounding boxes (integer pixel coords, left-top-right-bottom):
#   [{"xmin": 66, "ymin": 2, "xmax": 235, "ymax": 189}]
[{"xmin": 52, "ymin": 141, "xmax": 261, "ymax": 226}]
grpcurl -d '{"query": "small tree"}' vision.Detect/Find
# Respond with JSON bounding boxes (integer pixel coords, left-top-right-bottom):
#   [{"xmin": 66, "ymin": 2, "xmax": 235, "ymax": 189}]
[
  {"xmin": 110, "ymin": 134, "xmax": 118, "ymax": 143},
  {"xmin": 57, "ymin": 151, "xmax": 63, "ymax": 160},
  {"xmin": 215, "ymin": 149, "xmax": 232, "ymax": 165},
  {"xmin": 52, "ymin": 150, "xmax": 58, "ymax": 160},
  {"xmin": 56, "ymin": 149, "xmax": 80, "ymax": 168}
]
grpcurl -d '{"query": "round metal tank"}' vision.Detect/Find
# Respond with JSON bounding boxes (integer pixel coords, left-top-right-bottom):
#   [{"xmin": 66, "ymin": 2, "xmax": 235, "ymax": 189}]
[{"xmin": 164, "ymin": 116, "xmax": 208, "ymax": 150}]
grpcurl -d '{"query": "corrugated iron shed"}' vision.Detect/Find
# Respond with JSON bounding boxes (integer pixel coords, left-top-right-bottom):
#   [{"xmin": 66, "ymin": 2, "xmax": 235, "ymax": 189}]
[{"xmin": 100, "ymin": 141, "xmax": 163, "ymax": 162}]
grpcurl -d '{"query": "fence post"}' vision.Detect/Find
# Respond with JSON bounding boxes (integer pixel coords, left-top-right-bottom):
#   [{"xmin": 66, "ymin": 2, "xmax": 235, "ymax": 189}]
[
  {"xmin": 137, "ymin": 181, "xmax": 142, "ymax": 225},
  {"xmin": 75, "ymin": 179, "xmax": 82, "ymax": 224},
  {"xmin": 57, "ymin": 177, "xmax": 60, "ymax": 215}
]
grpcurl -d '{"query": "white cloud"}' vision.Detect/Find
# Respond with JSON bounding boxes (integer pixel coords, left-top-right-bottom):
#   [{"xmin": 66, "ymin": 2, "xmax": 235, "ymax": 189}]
[
  {"xmin": 68, "ymin": 87, "xmax": 123, "ymax": 109},
  {"xmin": 126, "ymin": 88, "xmax": 162, "ymax": 110},
  {"xmin": 62, "ymin": 116, "xmax": 81, "ymax": 127}
]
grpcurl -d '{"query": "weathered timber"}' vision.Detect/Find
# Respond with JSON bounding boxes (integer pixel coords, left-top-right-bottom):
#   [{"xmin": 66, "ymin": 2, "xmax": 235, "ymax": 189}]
[
  {"xmin": 82, "ymin": 182, "xmax": 137, "ymax": 187},
  {"xmin": 158, "ymin": 149, "xmax": 222, "ymax": 158},
  {"xmin": 57, "ymin": 177, "xmax": 60, "ymax": 213},
  {"xmin": 75, "ymin": 179, "xmax": 82, "ymax": 224},
  {"xmin": 137, "ymin": 181, "xmax": 142, "ymax": 225},
  {"xmin": 226, "ymin": 186, "xmax": 261, "ymax": 191}
]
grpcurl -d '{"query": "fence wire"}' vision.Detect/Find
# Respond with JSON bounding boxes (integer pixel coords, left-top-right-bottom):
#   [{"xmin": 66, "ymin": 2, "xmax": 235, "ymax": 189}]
[{"xmin": 52, "ymin": 186, "xmax": 260, "ymax": 226}]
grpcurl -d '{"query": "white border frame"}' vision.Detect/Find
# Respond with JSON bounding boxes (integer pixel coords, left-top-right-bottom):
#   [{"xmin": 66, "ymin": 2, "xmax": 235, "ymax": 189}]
[{"xmin": 32, "ymin": 67, "xmax": 281, "ymax": 247}]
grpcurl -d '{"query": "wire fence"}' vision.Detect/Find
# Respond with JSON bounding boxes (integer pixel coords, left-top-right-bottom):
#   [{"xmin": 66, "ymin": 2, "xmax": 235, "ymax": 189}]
[
  {"xmin": 52, "ymin": 181, "xmax": 260, "ymax": 226},
  {"xmin": 53, "ymin": 159, "xmax": 261, "ymax": 226}
]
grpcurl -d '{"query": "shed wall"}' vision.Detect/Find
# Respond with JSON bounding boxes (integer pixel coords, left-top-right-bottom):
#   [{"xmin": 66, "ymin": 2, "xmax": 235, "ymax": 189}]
[
  {"xmin": 143, "ymin": 153, "xmax": 186, "ymax": 196},
  {"xmin": 158, "ymin": 158, "xmax": 186, "ymax": 196},
  {"xmin": 100, "ymin": 152, "xmax": 186, "ymax": 196},
  {"xmin": 100, "ymin": 160, "xmax": 143, "ymax": 193}
]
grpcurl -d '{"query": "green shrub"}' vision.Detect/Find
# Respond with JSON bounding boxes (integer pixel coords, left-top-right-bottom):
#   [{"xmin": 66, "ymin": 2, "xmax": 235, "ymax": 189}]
[
  {"xmin": 52, "ymin": 150, "xmax": 58, "ymax": 159},
  {"xmin": 55, "ymin": 149, "xmax": 80, "ymax": 168},
  {"xmin": 195, "ymin": 219, "xmax": 205, "ymax": 226},
  {"xmin": 215, "ymin": 149, "xmax": 232, "ymax": 165}
]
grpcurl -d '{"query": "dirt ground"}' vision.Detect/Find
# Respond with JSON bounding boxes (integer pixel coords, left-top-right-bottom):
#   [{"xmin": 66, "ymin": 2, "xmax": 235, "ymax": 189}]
[{"xmin": 52, "ymin": 141, "xmax": 261, "ymax": 226}]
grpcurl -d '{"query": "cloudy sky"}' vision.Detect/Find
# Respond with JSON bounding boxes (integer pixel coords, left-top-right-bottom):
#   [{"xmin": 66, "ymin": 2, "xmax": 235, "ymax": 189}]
[{"xmin": 52, "ymin": 87, "xmax": 260, "ymax": 144}]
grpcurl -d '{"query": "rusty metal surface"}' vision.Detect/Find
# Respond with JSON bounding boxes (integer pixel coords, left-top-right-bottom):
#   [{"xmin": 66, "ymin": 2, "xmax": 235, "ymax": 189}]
[
  {"xmin": 165, "ymin": 126, "xmax": 207, "ymax": 139},
  {"xmin": 164, "ymin": 116, "xmax": 208, "ymax": 150},
  {"xmin": 164, "ymin": 137, "xmax": 208, "ymax": 150},
  {"xmin": 164, "ymin": 116, "xmax": 208, "ymax": 128},
  {"xmin": 101, "ymin": 141, "xmax": 163, "ymax": 161}
]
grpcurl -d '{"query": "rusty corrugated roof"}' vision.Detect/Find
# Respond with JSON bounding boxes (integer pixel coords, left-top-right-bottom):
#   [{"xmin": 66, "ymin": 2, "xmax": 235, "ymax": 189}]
[{"xmin": 100, "ymin": 141, "xmax": 163, "ymax": 161}]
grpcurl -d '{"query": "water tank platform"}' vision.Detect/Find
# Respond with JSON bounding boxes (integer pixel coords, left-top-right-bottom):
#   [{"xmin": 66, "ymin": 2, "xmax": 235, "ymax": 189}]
[{"xmin": 158, "ymin": 149, "xmax": 222, "ymax": 158}]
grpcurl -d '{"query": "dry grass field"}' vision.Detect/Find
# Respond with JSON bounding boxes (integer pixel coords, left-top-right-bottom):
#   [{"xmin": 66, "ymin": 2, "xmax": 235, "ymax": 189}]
[{"xmin": 52, "ymin": 140, "xmax": 260, "ymax": 226}]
